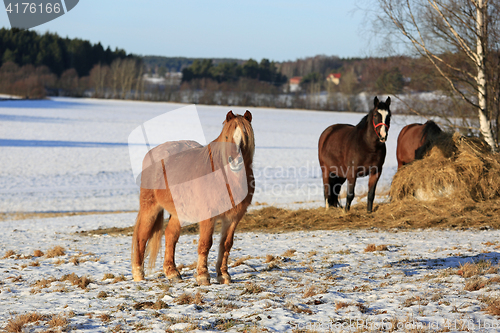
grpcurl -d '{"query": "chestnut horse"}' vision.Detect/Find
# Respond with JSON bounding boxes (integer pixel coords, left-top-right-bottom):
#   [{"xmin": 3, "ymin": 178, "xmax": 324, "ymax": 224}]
[
  {"xmin": 318, "ymin": 97, "xmax": 391, "ymax": 213},
  {"xmin": 131, "ymin": 110, "xmax": 255, "ymax": 286},
  {"xmin": 396, "ymin": 120, "xmax": 442, "ymax": 169}
]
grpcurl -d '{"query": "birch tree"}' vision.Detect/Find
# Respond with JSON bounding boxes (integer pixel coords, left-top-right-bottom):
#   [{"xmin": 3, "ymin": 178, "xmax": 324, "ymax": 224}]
[{"xmin": 374, "ymin": 0, "xmax": 499, "ymax": 151}]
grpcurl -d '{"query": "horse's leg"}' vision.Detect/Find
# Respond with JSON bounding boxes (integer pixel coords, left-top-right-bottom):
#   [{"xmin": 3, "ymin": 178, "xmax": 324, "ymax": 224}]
[
  {"xmin": 344, "ymin": 177, "xmax": 357, "ymax": 212},
  {"xmin": 216, "ymin": 217, "xmax": 241, "ymax": 284},
  {"xmin": 367, "ymin": 170, "xmax": 382, "ymax": 213},
  {"xmin": 321, "ymin": 166, "xmax": 331, "ymax": 208},
  {"xmin": 163, "ymin": 215, "xmax": 182, "ymax": 281},
  {"xmin": 196, "ymin": 218, "xmax": 215, "ymax": 286},
  {"xmin": 328, "ymin": 174, "xmax": 345, "ymax": 208},
  {"xmin": 131, "ymin": 190, "xmax": 162, "ymax": 282}
]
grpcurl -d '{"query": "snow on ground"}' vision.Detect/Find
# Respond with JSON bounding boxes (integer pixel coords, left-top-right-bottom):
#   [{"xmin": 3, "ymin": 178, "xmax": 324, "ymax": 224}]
[
  {"xmin": 2, "ymin": 98, "xmax": 500, "ymax": 332},
  {"xmin": 2, "ymin": 214, "xmax": 500, "ymax": 332}
]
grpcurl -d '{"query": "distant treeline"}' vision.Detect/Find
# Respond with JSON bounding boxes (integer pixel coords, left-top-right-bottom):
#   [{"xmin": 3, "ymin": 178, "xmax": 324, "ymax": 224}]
[
  {"xmin": 142, "ymin": 56, "xmax": 244, "ymax": 74},
  {"xmin": 0, "ymin": 28, "xmax": 133, "ymax": 77},
  {"xmin": 181, "ymin": 58, "xmax": 287, "ymax": 85},
  {"xmin": 0, "ymin": 28, "xmax": 461, "ymax": 115}
]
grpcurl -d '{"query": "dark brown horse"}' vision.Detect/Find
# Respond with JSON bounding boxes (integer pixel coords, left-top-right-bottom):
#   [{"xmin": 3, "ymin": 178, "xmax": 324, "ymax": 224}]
[
  {"xmin": 131, "ymin": 110, "xmax": 255, "ymax": 286},
  {"xmin": 318, "ymin": 97, "xmax": 391, "ymax": 213},
  {"xmin": 396, "ymin": 120, "xmax": 442, "ymax": 169}
]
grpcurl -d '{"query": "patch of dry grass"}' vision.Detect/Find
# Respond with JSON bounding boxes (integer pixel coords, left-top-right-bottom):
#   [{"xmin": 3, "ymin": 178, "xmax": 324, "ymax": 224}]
[
  {"xmin": 285, "ymin": 301, "xmax": 313, "ymax": 315},
  {"xmin": 174, "ymin": 292, "xmax": 204, "ymax": 305},
  {"xmin": 457, "ymin": 261, "xmax": 496, "ymax": 278},
  {"xmin": 98, "ymin": 313, "xmax": 111, "ymax": 322},
  {"xmin": 264, "ymin": 254, "xmax": 276, "ymax": 263},
  {"xmin": 133, "ymin": 300, "xmax": 169, "ymax": 310},
  {"xmin": 45, "ymin": 246, "xmax": 65, "ymax": 258},
  {"xmin": 31, "ymin": 277, "xmax": 56, "ymax": 290},
  {"xmin": 464, "ymin": 277, "xmax": 488, "ymax": 291},
  {"xmin": 82, "ymin": 195, "xmax": 500, "ymax": 237},
  {"xmin": 47, "ymin": 314, "xmax": 68, "ymax": 329},
  {"xmin": 303, "ymin": 286, "xmax": 321, "ymax": 298},
  {"xmin": 483, "ymin": 297, "xmax": 500, "ymax": 316},
  {"xmin": 5, "ymin": 312, "xmax": 46, "ymax": 332},
  {"xmin": 2, "ymin": 250, "xmax": 16, "ymax": 259},
  {"xmin": 232, "ymin": 255, "xmax": 253, "ymax": 267},
  {"xmin": 241, "ymin": 282, "xmax": 265, "ymax": 295},
  {"xmin": 112, "ymin": 275, "xmax": 126, "ymax": 283},
  {"xmin": 102, "ymin": 273, "xmax": 115, "ymax": 280},
  {"xmin": 97, "ymin": 291, "xmax": 108, "ymax": 298},
  {"xmin": 60, "ymin": 273, "xmax": 93, "ymax": 289},
  {"xmin": 364, "ymin": 244, "xmax": 389, "ymax": 252},
  {"xmin": 282, "ymin": 249, "xmax": 296, "ymax": 257}
]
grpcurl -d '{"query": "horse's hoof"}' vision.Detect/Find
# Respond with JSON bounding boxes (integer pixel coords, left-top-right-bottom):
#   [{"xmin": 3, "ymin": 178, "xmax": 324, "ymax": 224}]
[
  {"xmin": 167, "ymin": 274, "xmax": 182, "ymax": 283},
  {"xmin": 196, "ymin": 275, "xmax": 211, "ymax": 286},
  {"xmin": 164, "ymin": 268, "xmax": 182, "ymax": 282},
  {"xmin": 132, "ymin": 266, "xmax": 144, "ymax": 282},
  {"xmin": 217, "ymin": 274, "xmax": 231, "ymax": 285}
]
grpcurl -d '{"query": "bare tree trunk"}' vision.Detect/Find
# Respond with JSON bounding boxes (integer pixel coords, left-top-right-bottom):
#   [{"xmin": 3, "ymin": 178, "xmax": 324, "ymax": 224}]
[{"xmin": 476, "ymin": 0, "xmax": 497, "ymax": 151}]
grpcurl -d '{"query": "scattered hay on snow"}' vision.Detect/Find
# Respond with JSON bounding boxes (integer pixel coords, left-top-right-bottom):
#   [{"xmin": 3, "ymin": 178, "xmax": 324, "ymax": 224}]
[{"xmin": 391, "ymin": 132, "xmax": 500, "ymax": 202}]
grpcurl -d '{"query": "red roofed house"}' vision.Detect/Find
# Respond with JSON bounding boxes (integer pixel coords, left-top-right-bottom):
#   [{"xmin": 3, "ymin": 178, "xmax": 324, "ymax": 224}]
[
  {"xmin": 326, "ymin": 73, "xmax": 341, "ymax": 85},
  {"xmin": 289, "ymin": 76, "xmax": 302, "ymax": 92}
]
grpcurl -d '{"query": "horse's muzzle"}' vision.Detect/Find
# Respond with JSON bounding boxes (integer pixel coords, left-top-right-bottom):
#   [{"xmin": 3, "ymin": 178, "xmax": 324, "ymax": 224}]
[
  {"xmin": 228, "ymin": 156, "xmax": 244, "ymax": 172},
  {"xmin": 379, "ymin": 137, "xmax": 387, "ymax": 143}
]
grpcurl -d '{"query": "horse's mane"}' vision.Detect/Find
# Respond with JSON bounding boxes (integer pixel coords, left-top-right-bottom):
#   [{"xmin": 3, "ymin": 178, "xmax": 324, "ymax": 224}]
[
  {"xmin": 415, "ymin": 120, "xmax": 443, "ymax": 160},
  {"xmin": 355, "ymin": 110, "xmax": 372, "ymax": 130},
  {"xmin": 420, "ymin": 120, "xmax": 442, "ymax": 142}
]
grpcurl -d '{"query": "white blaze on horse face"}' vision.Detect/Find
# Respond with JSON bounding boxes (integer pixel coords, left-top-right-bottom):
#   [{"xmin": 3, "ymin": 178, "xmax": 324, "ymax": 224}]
[
  {"xmin": 378, "ymin": 109, "xmax": 389, "ymax": 138},
  {"xmin": 233, "ymin": 126, "xmax": 243, "ymax": 147}
]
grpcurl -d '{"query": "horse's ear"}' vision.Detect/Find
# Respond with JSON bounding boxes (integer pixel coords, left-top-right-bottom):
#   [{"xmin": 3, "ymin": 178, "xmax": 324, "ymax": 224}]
[
  {"xmin": 385, "ymin": 96, "xmax": 391, "ymax": 106},
  {"xmin": 226, "ymin": 110, "xmax": 235, "ymax": 122},
  {"xmin": 244, "ymin": 110, "xmax": 252, "ymax": 123},
  {"xmin": 374, "ymin": 96, "xmax": 379, "ymax": 107}
]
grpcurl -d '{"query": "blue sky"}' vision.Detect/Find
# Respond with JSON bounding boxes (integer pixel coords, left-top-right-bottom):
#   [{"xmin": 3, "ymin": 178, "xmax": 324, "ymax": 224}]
[{"xmin": 0, "ymin": 0, "xmax": 375, "ymax": 61}]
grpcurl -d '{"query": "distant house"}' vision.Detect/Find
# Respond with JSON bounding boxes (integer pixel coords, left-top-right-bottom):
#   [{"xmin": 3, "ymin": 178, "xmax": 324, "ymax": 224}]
[
  {"xmin": 326, "ymin": 73, "xmax": 341, "ymax": 85},
  {"xmin": 143, "ymin": 72, "xmax": 182, "ymax": 86},
  {"xmin": 288, "ymin": 76, "xmax": 302, "ymax": 92}
]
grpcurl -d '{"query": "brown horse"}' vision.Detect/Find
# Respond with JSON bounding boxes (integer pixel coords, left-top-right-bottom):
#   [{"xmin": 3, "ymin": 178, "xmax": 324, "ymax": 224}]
[
  {"xmin": 131, "ymin": 110, "xmax": 255, "ymax": 286},
  {"xmin": 396, "ymin": 120, "xmax": 442, "ymax": 169},
  {"xmin": 318, "ymin": 96, "xmax": 391, "ymax": 213}
]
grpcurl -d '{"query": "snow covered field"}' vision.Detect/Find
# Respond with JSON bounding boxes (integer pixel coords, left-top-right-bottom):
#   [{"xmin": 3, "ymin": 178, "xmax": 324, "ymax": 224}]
[
  {"xmin": 2, "ymin": 98, "xmax": 500, "ymax": 332},
  {"xmin": 2, "ymin": 214, "xmax": 500, "ymax": 332}
]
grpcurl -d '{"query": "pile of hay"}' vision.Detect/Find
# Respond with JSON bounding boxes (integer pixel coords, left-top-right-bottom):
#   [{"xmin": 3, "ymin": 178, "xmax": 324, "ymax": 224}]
[{"xmin": 391, "ymin": 132, "xmax": 500, "ymax": 202}]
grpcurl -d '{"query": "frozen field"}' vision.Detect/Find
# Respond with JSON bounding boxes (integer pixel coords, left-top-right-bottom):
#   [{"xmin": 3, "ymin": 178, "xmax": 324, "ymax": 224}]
[
  {"xmin": 2, "ymin": 213, "xmax": 500, "ymax": 332},
  {"xmin": 2, "ymin": 98, "xmax": 500, "ymax": 332}
]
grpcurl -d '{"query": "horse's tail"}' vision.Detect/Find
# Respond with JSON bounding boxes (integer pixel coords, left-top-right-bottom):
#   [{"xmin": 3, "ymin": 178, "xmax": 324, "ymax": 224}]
[
  {"xmin": 131, "ymin": 208, "xmax": 164, "ymax": 274},
  {"xmin": 415, "ymin": 120, "xmax": 442, "ymax": 160}
]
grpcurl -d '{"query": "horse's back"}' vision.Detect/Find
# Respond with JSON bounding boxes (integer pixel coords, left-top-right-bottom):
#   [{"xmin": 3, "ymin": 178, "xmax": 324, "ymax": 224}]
[
  {"xmin": 139, "ymin": 140, "xmax": 203, "ymax": 190},
  {"xmin": 319, "ymin": 124, "xmax": 354, "ymax": 155},
  {"xmin": 143, "ymin": 140, "xmax": 203, "ymax": 170},
  {"xmin": 396, "ymin": 123, "xmax": 424, "ymax": 167}
]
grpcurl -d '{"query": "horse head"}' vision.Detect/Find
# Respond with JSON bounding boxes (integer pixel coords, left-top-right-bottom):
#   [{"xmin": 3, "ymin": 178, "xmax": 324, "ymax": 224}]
[
  {"xmin": 372, "ymin": 96, "xmax": 391, "ymax": 143},
  {"xmin": 220, "ymin": 110, "xmax": 255, "ymax": 172}
]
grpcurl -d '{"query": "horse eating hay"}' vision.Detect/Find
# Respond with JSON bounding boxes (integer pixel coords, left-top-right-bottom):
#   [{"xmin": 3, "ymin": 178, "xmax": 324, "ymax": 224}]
[
  {"xmin": 391, "ymin": 132, "xmax": 500, "ymax": 202},
  {"xmin": 396, "ymin": 120, "xmax": 443, "ymax": 169},
  {"xmin": 131, "ymin": 110, "xmax": 255, "ymax": 285},
  {"xmin": 318, "ymin": 96, "xmax": 391, "ymax": 213}
]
